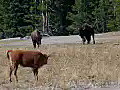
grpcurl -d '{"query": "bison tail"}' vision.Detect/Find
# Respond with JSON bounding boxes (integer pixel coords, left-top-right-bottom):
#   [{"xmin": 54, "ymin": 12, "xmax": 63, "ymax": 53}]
[{"xmin": 7, "ymin": 50, "xmax": 13, "ymax": 60}]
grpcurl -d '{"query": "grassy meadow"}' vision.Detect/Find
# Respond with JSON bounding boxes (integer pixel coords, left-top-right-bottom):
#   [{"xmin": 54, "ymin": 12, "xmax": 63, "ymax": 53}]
[{"xmin": 0, "ymin": 39, "xmax": 120, "ymax": 89}]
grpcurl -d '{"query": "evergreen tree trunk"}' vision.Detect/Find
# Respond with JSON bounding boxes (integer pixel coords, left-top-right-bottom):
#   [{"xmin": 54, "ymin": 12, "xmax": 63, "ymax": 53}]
[
  {"xmin": 45, "ymin": 11, "xmax": 49, "ymax": 33},
  {"xmin": 42, "ymin": 0, "xmax": 45, "ymax": 33},
  {"xmin": 45, "ymin": 1, "xmax": 49, "ymax": 33}
]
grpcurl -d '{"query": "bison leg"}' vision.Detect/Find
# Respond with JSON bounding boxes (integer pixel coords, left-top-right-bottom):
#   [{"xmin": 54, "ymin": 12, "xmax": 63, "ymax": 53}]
[
  {"xmin": 86, "ymin": 36, "xmax": 91, "ymax": 44},
  {"xmin": 33, "ymin": 41, "xmax": 36, "ymax": 48},
  {"xmin": 37, "ymin": 42, "xmax": 40, "ymax": 48},
  {"xmin": 39, "ymin": 39, "xmax": 41, "ymax": 45},
  {"xmin": 9, "ymin": 66, "xmax": 15, "ymax": 82},
  {"xmin": 82, "ymin": 37, "xmax": 86, "ymax": 44},
  {"xmin": 14, "ymin": 65, "xmax": 18, "ymax": 82},
  {"xmin": 35, "ymin": 69, "xmax": 38, "ymax": 81},
  {"xmin": 92, "ymin": 34, "xmax": 95, "ymax": 44},
  {"xmin": 37, "ymin": 39, "xmax": 41, "ymax": 48},
  {"xmin": 32, "ymin": 68, "xmax": 38, "ymax": 81}
]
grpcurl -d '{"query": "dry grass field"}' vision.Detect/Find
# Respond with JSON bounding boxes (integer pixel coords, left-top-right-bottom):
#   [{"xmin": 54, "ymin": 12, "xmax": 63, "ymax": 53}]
[{"xmin": 0, "ymin": 32, "xmax": 120, "ymax": 90}]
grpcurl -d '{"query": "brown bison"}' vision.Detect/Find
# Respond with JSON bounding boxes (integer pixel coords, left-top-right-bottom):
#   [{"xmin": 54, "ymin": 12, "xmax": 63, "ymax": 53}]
[
  {"xmin": 7, "ymin": 50, "xmax": 49, "ymax": 82},
  {"xmin": 79, "ymin": 23, "xmax": 95, "ymax": 44},
  {"xmin": 31, "ymin": 30, "xmax": 42, "ymax": 48}
]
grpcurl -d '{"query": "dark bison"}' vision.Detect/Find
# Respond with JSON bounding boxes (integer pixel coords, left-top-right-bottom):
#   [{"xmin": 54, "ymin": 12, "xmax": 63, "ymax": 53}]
[
  {"xmin": 79, "ymin": 24, "xmax": 95, "ymax": 44},
  {"xmin": 7, "ymin": 50, "xmax": 49, "ymax": 82},
  {"xmin": 31, "ymin": 30, "xmax": 42, "ymax": 48}
]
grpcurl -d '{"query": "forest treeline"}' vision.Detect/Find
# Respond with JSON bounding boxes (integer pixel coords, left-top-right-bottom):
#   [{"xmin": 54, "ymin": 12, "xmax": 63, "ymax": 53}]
[{"xmin": 0, "ymin": 0, "xmax": 120, "ymax": 38}]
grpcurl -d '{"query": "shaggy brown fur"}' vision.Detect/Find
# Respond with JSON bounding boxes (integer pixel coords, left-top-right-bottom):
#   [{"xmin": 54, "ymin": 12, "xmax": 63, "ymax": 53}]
[
  {"xmin": 79, "ymin": 24, "xmax": 95, "ymax": 44},
  {"xmin": 31, "ymin": 30, "xmax": 42, "ymax": 48},
  {"xmin": 7, "ymin": 50, "xmax": 49, "ymax": 82}
]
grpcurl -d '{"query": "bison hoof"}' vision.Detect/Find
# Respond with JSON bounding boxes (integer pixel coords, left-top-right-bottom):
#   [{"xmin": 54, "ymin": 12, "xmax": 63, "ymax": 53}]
[{"xmin": 10, "ymin": 80, "xmax": 12, "ymax": 83}]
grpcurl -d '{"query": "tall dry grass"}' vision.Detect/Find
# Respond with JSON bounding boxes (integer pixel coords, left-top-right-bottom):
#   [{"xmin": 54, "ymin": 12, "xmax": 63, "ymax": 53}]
[{"xmin": 0, "ymin": 43, "xmax": 120, "ymax": 89}]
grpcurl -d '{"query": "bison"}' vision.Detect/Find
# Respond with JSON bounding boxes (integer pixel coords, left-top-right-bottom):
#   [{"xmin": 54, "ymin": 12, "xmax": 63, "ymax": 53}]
[
  {"xmin": 79, "ymin": 23, "xmax": 95, "ymax": 44},
  {"xmin": 31, "ymin": 30, "xmax": 42, "ymax": 48},
  {"xmin": 7, "ymin": 50, "xmax": 49, "ymax": 82}
]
